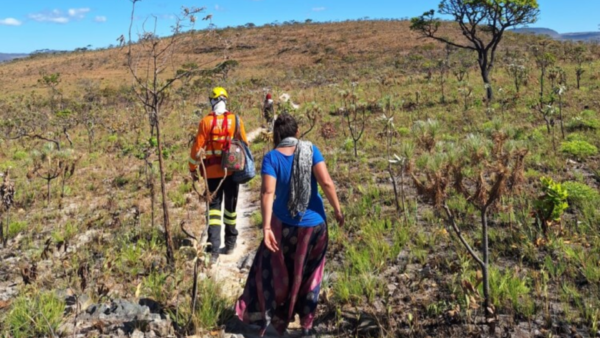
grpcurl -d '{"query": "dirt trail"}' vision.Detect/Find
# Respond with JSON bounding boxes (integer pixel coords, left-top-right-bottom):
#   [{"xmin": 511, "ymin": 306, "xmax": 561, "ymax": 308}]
[
  {"xmin": 208, "ymin": 128, "xmax": 263, "ymax": 300},
  {"xmin": 198, "ymin": 129, "xmax": 309, "ymax": 338}
]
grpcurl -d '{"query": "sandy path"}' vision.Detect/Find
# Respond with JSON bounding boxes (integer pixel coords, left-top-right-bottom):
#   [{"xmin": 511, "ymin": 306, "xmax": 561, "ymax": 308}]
[{"xmin": 209, "ymin": 128, "xmax": 263, "ymax": 299}]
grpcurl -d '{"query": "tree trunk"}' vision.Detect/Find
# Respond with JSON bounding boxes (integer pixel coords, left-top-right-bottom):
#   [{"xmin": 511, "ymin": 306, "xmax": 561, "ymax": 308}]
[
  {"xmin": 478, "ymin": 53, "xmax": 493, "ymax": 102},
  {"xmin": 0, "ymin": 217, "xmax": 4, "ymax": 247},
  {"xmin": 154, "ymin": 108, "xmax": 175, "ymax": 265},
  {"xmin": 388, "ymin": 165, "xmax": 400, "ymax": 213},
  {"xmin": 47, "ymin": 179, "xmax": 51, "ymax": 206},
  {"xmin": 559, "ymin": 96, "xmax": 565, "ymax": 139},
  {"xmin": 540, "ymin": 68, "xmax": 546, "ymax": 102},
  {"xmin": 481, "ymin": 208, "xmax": 491, "ymax": 318},
  {"xmin": 482, "ymin": 70, "xmax": 493, "ymax": 102},
  {"xmin": 2, "ymin": 213, "xmax": 8, "ymax": 247},
  {"xmin": 60, "ymin": 172, "xmax": 66, "ymax": 210}
]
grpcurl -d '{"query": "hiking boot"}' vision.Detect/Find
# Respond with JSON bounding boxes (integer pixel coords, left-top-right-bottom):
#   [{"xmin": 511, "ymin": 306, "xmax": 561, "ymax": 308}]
[
  {"xmin": 209, "ymin": 253, "xmax": 219, "ymax": 265},
  {"xmin": 223, "ymin": 243, "xmax": 237, "ymax": 255}
]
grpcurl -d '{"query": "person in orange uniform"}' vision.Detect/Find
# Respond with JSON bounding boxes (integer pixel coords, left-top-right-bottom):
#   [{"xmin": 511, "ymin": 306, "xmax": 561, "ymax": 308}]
[{"xmin": 189, "ymin": 87, "xmax": 248, "ymax": 264}]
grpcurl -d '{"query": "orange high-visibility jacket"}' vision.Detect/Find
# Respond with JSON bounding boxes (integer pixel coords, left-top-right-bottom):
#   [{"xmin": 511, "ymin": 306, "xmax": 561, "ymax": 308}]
[{"xmin": 189, "ymin": 112, "xmax": 248, "ymax": 179}]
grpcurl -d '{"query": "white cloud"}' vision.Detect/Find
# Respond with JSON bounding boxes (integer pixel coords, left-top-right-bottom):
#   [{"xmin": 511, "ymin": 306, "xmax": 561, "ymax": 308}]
[
  {"xmin": 29, "ymin": 12, "xmax": 69, "ymax": 24},
  {"xmin": 94, "ymin": 16, "xmax": 107, "ymax": 23},
  {"xmin": 312, "ymin": 7, "xmax": 326, "ymax": 12},
  {"xmin": 0, "ymin": 18, "xmax": 22, "ymax": 26},
  {"xmin": 68, "ymin": 8, "xmax": 91, "ymax": 19},
  {"xmin": 215, "ymin": 4, "xmax": 224, "ymax": 11},
  {"xmin": 28, "ymin": 7, "xmax": 90, "ymax": 24}
]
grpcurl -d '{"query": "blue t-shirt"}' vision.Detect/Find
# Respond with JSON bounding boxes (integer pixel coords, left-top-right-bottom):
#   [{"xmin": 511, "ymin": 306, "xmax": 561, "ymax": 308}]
[{"xmin": 261, "ymin": 145, "xmax": 326, "ymax": 227}]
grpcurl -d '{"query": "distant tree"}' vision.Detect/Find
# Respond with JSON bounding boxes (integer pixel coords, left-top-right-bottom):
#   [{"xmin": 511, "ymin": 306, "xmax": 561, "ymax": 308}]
[
  {"xmin": 569, "ymin": 44, "xmax": 590, "ymax": 89},
  {"xmin": 38, "ymin": 72, "xmax": 62, "ymax": 112},
  {"xmin": 339, "ymin": 90, "xmax": 367, "ymax": 158},
  {"xmin": 503, "ymin": 50, "xmax": 529, "ymax": 94},
  {"xmin": 450, "ymin": 48, "xmax": 476, "ymax": 82},
  {"xmin": 530, "ymin": 39, "xmax": 556, "ymax": 103},
  {"xmin": 411, "ymin": 0, "xmax": 540, "ymax": 101},
  {"xmin": 213, "ymin": 59, "xmax": 239, "ymax": 80}
]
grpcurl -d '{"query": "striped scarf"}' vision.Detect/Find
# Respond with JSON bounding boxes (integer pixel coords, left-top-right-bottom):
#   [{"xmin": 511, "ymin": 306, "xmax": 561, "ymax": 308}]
[{"xmin": 277, "ymin": 137, "xmax": 313, "ymax": 220}]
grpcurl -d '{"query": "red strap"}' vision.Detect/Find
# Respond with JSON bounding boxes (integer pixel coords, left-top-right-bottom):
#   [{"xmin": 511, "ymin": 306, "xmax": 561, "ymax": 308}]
[{"xmin": 208, "ymin": 112, "xmax": 231, "ymax": 153}]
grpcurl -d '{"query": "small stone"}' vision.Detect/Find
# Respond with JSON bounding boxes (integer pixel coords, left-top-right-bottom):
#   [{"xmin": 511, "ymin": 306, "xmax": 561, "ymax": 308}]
[
  {"xmin": 420, "ymin": 265, "xmax": 433, "ymax": 279},
  {"xmin": 373, "ymin": 300, "xmax": 384, "ymax": 313},
  {"xmin": 131, "ymin": 330, "xmax": 144, "ymax": 338},
  {"xmin": 386, "ymin": 284, "xmax": 397, "ymax": 292}
]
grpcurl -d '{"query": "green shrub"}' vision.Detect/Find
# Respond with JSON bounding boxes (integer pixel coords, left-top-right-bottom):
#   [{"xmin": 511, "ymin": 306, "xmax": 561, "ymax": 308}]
[
  {"xmin": 4, "ymin": 291, "xmax": 65, "ymax": 338},
  {"xmin": 397, "ymin": 127, "xmax": 410, "ymax": 137},
  {"xmin": 566, "ymin": 110, "xmax": 600, "ymax": 131},
  {"xmin": 192, "ymin": 279, "xmax": 232, "ymax": 330},
  {"xmin": 12, "ymin": 150, "xmax": 28, "ymax": 161},
  {"xmin": 524, "ymin": 168, "xmax": 542, "ymax": 180},
  {"xmin": 535, "ymin": 177, "xmax": 569, "ymax": 223},
  {"xmin": 8, "ymin": 221, "xmax": 27, "ymax": 237},
  {"xmin": 562, "ymin": 181, "xmax": 600, "ymax": 209},
  {"xmin": 566, "ymin": 133, "xmax": 586, "ymax": 142},
  {"xmin": 168, "ymin": 189, "xmax": 186, "ymax": 208},
  {"xmin": 143, "ymin": 270, "xmax": 172, "ymax": 304},
  {"xmin": 486, "ymin": 267, "xmax": 530, "ymax": 315},
  {"xmin": 528, "ymin": 126, "xmax": 547, "ymax": 144},
  {"xmin": 343, "ymin": 138, "xmax": 354, "ymax": 152},
  {"xmin": 561, "ymin": 140, "xmax": 598, "ymax": 159},
  {"xmin": 0, "ymin": 160, "xmax": 16, "ymax": 171}
]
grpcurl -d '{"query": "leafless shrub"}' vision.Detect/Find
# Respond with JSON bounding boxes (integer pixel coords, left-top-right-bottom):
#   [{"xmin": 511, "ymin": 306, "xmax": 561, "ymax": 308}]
[
  {"xmin": 410, "ymin": 124, "xmax": 528, "ymax": 325},
  {"xmin": 0, "ymin": 170, "xmax": 15, "ymax": 246}
]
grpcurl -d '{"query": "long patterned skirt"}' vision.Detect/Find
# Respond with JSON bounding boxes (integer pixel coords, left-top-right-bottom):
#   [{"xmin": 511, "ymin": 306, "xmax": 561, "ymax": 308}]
[{"xmin": 235, "ymin": 216, "xmax": 328, "ymax": 336}]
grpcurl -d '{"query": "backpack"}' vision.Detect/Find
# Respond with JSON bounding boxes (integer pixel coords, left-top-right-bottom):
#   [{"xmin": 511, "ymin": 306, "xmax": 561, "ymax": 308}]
[
  {"xmin": 229, "ymin": 115, "xmax": 255, "ymax": 184},
  {"xmin": 232, "ymin": 125, "xmax": 256, "ymax": 184},
  {"xmin": 221, "ymin": 114, "xmax": 246, "ymax": 172},
  {"xmin": 206, "ymin": 113, "xmax": 255, "ymax": 183}
]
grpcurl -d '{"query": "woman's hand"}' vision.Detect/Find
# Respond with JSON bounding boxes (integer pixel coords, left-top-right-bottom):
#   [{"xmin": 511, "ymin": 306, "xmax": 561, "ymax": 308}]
[
  {"xmin": 335, "ymin": 210, "xmax": 345, "ymax": 227},
  {"xmin": 263, "ymin": 229, "xmax": 279, "ymax": 252}
]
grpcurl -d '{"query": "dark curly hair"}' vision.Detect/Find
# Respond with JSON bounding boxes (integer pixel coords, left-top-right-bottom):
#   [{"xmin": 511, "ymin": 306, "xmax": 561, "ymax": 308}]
[{"xmin": 273, "ymin": 113, "xmax": 298, "ymax": 147}]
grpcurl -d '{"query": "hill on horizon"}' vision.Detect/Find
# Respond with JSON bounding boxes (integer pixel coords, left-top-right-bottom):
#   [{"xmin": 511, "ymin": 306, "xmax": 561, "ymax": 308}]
[
  {"xmin": 512, "ymin": 27, "xmax": 600, "ymax": 41},
  {"xmin": 0, "ymin": 53, "xmax": 28, "ymax": 63}
]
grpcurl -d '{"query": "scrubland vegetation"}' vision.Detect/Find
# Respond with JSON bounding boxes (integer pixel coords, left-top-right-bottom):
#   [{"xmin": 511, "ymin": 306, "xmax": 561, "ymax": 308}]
[{"xmin": 1, "ymin": 15, "xmax": 600, "ymax": 338}]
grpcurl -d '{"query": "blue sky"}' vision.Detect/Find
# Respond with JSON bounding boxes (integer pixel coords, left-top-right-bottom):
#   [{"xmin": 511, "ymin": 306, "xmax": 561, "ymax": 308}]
[{"xmin": 1, "ymin": 0, "xmax": 599, "ymax": 53}]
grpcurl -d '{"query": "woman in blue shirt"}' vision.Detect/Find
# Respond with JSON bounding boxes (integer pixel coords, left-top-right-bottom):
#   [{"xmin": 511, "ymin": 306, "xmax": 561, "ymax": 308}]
[{"xmin": 236, "ymin": 113, "xmax": 344, "ymax": 337}]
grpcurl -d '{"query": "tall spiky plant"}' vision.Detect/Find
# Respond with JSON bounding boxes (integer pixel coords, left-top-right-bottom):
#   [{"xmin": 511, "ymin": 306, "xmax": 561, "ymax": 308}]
[
  {"xmin": 0, "ymin": 169, "xmax": 15, "ymax": 246},
  {"xmin": 409, "ymin": 122, "xmax": 527, "ymax": 327}
]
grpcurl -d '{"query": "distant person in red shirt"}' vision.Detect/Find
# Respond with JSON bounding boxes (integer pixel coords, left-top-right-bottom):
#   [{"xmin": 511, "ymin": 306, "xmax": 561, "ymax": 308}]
[{"xmin": 263, "ymin": 93, "xmax": 275, "ymax": 131}]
